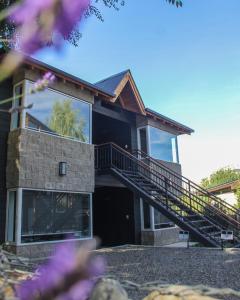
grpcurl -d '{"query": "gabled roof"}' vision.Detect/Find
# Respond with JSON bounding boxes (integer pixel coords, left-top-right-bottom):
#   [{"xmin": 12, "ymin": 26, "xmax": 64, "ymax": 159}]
[
  {"xmin": 207, "ymin": 180, "xmax": 240, "ymax": 194},
  {"xmin": 95, "ymin": 70, "xmax": 129, "ymax": 94},
  {"xmin": 95, "ymin": 70, "xmax": 146, "ymax": 115}
]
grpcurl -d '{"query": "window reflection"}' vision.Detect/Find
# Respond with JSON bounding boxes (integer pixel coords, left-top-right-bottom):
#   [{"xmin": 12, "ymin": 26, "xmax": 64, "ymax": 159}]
[
  {"xmin": 149, "ymin": 126, "xmax": 178, "ymax": 163},
  {"xmin": 21, "ymin": 190, "xmax": 91, "ymax": 243},
  {"xmin": 24, "ymin": 81, "xmax": 91, "ymax": 143}
]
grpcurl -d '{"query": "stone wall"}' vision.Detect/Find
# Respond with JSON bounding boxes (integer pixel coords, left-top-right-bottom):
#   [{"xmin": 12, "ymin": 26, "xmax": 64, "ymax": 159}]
[
  {"xmin": 4, "ymin": 238, "xmax": 95, "ymax": 258},
  {"xmin": 7, "ymin": 129, "xmax": 95, "ymax": 193},
  {"xmin": 141, "ymin": 227, "xmax": 180, "ymax": 246}
]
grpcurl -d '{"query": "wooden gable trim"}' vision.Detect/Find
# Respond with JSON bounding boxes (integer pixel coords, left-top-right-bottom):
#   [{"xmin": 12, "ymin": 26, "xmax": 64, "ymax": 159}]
[
  {"xmin": 112, "ymin": 72, "xmax": 146, "ymax": 115},
  {"xmin": 111, "ymin": 72, "xmax": 130, "ymax": 102}
]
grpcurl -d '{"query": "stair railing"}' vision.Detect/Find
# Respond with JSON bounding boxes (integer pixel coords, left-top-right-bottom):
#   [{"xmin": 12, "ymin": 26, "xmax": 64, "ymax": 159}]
[
  {"xmin": 95, "ymin": 143, "xmax": 240, "ymax": 238},
  {"xmin": 132, "ymin": 149, "xmax": 240, "ymax": 224}
]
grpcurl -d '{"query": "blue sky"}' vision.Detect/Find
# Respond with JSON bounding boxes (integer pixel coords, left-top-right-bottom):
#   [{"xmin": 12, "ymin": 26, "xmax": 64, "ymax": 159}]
[{"xmin": 36, "ymin": 0, "xmax": 240, "ymax": 182}]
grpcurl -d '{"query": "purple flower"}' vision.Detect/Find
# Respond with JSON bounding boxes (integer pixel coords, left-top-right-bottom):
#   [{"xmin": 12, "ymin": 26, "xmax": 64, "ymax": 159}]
[
  {"xmin": 9, "ymin": 0, "xmax": 90, "ymax": 54},
  {"xmin": 31, "ymin": 71, "xmax": 56, "ymax": 93},
  {"xmin": 16, "ymin": 240, "xmax": 105, "ymax": 300},
  {"xmin": 56, "ymin": 0, "xmax": 90, "ymax": 38}
]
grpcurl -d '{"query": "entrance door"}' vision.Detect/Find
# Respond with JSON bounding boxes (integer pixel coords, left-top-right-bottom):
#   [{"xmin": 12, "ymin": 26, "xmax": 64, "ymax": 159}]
[{"xmin": 93, "ymin": 187, "xmax": 135, "ymax": 246}]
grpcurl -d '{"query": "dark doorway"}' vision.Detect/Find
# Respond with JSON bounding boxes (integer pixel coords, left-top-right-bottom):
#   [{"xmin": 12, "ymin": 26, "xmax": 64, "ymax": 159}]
[
  {"xmin": 93, "ymin": 187, "xmax": 135, "ymax": 246},
  {"xmin": 92, "ymin": 112, "xmax": 132, "ymax": 150}
]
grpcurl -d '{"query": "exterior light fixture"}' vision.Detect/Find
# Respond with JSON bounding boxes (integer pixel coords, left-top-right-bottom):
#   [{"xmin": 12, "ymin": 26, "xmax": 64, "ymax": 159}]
[{"xmin": 59, "ymin": 162, "xmax": 67, "ymax": 176}]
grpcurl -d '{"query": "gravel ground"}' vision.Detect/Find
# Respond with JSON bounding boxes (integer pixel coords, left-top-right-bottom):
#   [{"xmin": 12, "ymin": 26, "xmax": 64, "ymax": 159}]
[{"xmin": 97, "ymin": 245, "xmax": 240, "ymax": 300}]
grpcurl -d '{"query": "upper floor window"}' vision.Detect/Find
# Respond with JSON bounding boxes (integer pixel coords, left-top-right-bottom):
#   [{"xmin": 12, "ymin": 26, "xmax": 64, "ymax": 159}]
[
  {"xmin": 138, "ymin": 126, "xmax": 179, "ymax": 163},
  {"xmin": 149, "ymin": 126, "xmax": 179, "ymax": 163},
  {"xmin": 11, "ymin": 80, "xmax": 91, "ymax": 143}
]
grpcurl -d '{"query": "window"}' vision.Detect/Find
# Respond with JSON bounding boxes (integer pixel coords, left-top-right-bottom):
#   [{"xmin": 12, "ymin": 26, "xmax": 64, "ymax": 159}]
[
  {"xmin": 141, "ymin": 199, "xmax": 175, "ymax": 230},
  {"xmin": 142, "ymin": 200, "xmax": 151, "ymax": 229},
  {"xmin": 11, "ymin": 80, "xmax": 92, "ymax": 143},
  {"xmin": 21, "ymin": 190, "xmax": 92, "ymax": 243},
  {"xmin": 11, "ymin": 83, "xmax": 24, "ymax": 130},
  {"xmin": 6, "ymin": 191, "xmax": 17, "ymax": 242},
  {"xmin": 149, "ymin": 126, "xmax": 179, "ymax": 163}
]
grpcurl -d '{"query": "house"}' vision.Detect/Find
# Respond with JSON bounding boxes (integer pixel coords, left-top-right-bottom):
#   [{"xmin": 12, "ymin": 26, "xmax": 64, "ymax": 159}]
[
  {"xmin": 2, "ymin": 56, "xmax": 239, "ymax": 257},
  {"xmin": 207, "ymin": 180, "xmax": 240, "ymax": 206}
]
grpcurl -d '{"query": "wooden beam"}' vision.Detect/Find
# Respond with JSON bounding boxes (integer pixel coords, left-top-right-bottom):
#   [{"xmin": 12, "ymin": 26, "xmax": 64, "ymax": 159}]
[{"xmin": 119, "ymin": 96, "xmax": 126, "ymax": 109}]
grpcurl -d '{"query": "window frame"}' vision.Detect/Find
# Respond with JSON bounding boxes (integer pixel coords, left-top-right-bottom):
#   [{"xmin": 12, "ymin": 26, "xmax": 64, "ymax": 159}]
[
  {"xmin": 138, "ymin": 125, "xmax": 179, "ymax": 163},
  {"xmin": 137, "ymin": 126, "xmax": 150, "ymax": 158},
  {"xmin": 11, "ymin": 81, "xmax": 26, "ymax": 131},
  {"xmin": 6, "ymin": 188, "xmax": 93, "ymax": 245},
  {"xmin": 11, "ymin": 80, "xmax": 93, "ymax": 144},
  {"xmin": 140, "ymin": 198, "xmax": 176, "ymax": 231}
]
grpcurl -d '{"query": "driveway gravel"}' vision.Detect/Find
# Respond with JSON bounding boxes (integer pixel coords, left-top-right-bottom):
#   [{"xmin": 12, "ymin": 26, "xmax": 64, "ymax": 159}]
[{"xmin": 97, "ymin": 245, "xmax": 240, "ymax": 300}]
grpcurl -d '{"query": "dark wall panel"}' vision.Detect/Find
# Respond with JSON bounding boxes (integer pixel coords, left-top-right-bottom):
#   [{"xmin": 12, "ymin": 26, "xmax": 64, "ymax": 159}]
[{"xmin": 0, "ymin": 78, "xmax": 13, "ymax": 243}]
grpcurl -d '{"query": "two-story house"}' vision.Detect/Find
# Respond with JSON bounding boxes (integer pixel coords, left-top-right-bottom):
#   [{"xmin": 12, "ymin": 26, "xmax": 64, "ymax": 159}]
[{"xmin": 3, "ymin": 57, "xmax": 237, "ymax": 257}]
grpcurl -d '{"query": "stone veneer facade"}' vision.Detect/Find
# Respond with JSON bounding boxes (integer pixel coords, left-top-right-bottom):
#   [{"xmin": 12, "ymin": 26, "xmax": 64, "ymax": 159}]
[
  {"xmin": 4, "ymin": 239, "xmax": 96, "ymax": 259},
  {"xmin": 7, "ymin": 129, "xmax": 95, "ymax": 192}
]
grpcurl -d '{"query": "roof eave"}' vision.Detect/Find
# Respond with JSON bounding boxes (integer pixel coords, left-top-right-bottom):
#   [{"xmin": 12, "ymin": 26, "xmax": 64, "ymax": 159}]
[
  {"xmin": 146, "ymin": 108, "xmax": 194, "ymax": 135},
  {"xmin": 23, "ymin": 56, "xmax": 115, "ymax": 98}
]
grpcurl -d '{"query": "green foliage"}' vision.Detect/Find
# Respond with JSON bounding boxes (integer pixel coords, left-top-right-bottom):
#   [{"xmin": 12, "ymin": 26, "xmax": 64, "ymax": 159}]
[
  {"xmin": 47, "ymin": 99, "xmax": 86, "ymax": 142},
  {"xmin": 235, "ymin": 188, "xmax": 240, "ymax": 209},
  {"xmin": 200, "ymin": 167, "xmax": 240, "ymax": 189}
]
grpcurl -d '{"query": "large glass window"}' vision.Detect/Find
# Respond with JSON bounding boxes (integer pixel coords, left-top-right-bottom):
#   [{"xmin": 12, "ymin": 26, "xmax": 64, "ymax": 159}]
[
  {"xmin": 11, "ymin": 80, "xmax": 91, "ymax": 143},
  {"xmin": 149, "ymin": 126, "xmax": 179, "ymax": 163},
  {"xmin": 21, "ymin": 190, "xmax": 91, "ymax": 243}
]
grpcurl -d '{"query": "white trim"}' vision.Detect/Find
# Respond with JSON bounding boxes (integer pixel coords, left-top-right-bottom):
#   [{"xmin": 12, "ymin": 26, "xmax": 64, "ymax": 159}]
[
  {"xmin": 21, "ymin": 187, "xmax": 92, "ymax": 194},
  {"xmin": 140, "ymin": 198, "xmax": 154, "ymax": 231},
  {"xmin": 24, "ymin": 127, "xmax": 92, "ymax": 145},
  {"xmin": 141, "ymin": 225, "xmax": 178, "ymax": 232},
  {"xmin": 21, "ymin": 82, "xmax": 27, "ymax": 129},
  {"xmin": 11, "ymin": 81, "xmax": 25, "ymax": 130},
  {"xmin": 140, "ymin": 198, "xmax": 175, "ymax": 232},
  {"xmin": 90, "ymin": 194, "xmax": 93, "ymax": 238},
  {"xmin": 150, "ymin": 206, "xmax": 154, "ymax": 230},
  {"xmin": 19, "ymin": 237, "xmax": 93, "ymax": 246},
  {"xmin": 16, "ymin": 188, "xmax": 22, "ymax": 246},
  {"xmin": 5, "ymin": 190, "xmax": 12, "ymax": 242},
  {"xmin": 137, "ymin": 126, "xmax": 150, "ymax": 157}
]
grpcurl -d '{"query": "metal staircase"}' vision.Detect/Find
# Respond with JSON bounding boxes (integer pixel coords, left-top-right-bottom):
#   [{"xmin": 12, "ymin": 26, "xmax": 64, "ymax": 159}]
[{"xmin": 95, "ymin": 143, "xmax": 240, "ymax": 247}]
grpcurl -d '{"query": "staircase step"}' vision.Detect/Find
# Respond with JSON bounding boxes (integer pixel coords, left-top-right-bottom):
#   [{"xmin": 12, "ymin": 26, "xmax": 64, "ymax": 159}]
[
  {"xmin": 190, "ymin": 219, "xmax": 209, "ymax": 226},
  {"xmin": 184, "ymin": 214, "xmax": 202, "ymax": 220},
  {"xmin": 199, "ymin": 225, "xmax": 217, "ymax": 232},
  {"xmin": 210, "ymin": 231, "xmax": 221, "ymax": 237}
]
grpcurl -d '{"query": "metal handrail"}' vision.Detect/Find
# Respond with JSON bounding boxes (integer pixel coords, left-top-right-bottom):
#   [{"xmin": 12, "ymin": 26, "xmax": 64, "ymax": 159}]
[
  {"xmin": 95, "ymin": 143, "xmax": 240, "ymax": 234},
  {"xmin": 132, "ymin": 149, "xmax": 240, "ymax": 217},
  {"xmin": 95, "ymin": 143, "xmax": 240, "ymax": 245}
]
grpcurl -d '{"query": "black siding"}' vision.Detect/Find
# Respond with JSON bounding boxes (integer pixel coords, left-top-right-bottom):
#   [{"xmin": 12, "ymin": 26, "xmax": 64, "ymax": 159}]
[{"xmin": 0, "ymin": 78, "xmax": 13, "ymax": 243}]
